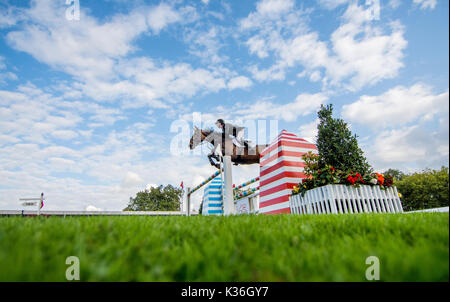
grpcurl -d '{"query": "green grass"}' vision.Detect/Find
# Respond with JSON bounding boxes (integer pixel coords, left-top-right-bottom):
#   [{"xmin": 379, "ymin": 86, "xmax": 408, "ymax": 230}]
[{"xmin": 0, "ymin": 213, "xmax": 448, "ymax": 281}]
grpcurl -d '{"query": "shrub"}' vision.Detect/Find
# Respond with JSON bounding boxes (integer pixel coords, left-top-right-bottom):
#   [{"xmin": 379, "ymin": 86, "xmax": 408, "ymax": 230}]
[
  {"xmin": 124, "ymin": 184, "xmax": 182, "ymax": 211},
  {"xmin": 396, "ymin": 167, "xmax": 449, "ymax": 211}
]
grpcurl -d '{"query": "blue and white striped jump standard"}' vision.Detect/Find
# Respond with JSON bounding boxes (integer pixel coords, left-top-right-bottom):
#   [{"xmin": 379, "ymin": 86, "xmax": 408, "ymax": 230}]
[{"xmin": 202, "ymin": 177, "xmax": 223, "ymax": 215}]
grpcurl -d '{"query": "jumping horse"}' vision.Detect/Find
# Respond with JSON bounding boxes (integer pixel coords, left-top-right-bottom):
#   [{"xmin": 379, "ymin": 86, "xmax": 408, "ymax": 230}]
[{"xmin": 189, "ymin": 127, "xmax": 269, "ymax": 169}]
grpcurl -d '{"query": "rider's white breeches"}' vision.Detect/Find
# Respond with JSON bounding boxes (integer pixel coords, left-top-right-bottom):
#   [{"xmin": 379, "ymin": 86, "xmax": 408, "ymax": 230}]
[{"xmin": 233, "ymin": 129, "xmax": 245, "ymax": 148}]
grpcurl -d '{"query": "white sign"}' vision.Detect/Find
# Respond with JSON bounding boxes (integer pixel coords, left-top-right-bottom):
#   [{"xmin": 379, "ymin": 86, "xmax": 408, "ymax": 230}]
[{"xmin": 236, "ymin": 198, "xmax": 250, "ymax": 214}]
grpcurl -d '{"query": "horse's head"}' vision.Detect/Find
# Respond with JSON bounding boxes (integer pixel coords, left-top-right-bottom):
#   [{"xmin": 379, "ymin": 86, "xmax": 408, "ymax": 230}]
[{"xmin": 189, "ymin": 127, "xmax": 204, "ymax": 150}]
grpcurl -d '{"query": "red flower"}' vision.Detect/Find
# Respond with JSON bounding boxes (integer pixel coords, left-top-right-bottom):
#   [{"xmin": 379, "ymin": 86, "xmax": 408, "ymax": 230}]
[
  {"xmin": 376, "ymin": 173, "xmax": 384, "ymax": 185},
  {"xmin": 347, "ymin": 175, "xmax": 357, "ymax": 185}
]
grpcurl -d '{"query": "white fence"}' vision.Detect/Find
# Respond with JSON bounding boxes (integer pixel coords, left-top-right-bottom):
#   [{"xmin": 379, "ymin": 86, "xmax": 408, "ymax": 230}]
[
  {"xmin": 290, "ymin": 184, "xmax": 403, "ymax": 215},
  {"xmin": 406, "ymin": 207, "xmax": 449, "ymax": 213}
]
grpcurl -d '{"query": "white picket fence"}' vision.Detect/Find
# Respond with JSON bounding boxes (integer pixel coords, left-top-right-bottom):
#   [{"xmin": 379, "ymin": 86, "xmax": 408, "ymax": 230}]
[{"xmin": 290, "ymin": 184, "xmax": 403, "ymax": 215}]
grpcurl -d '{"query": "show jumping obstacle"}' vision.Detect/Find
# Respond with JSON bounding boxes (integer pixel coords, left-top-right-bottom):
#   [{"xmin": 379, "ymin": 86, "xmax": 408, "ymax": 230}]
[
  {"xmin": 186, "ymin": 156, "xmax": 235, "ymax": 216},
  {"xmin": 259, "ymin": 130, "xmax": 317, "ymax": 214},
  {"xmin": 188, "ymin": 130, "xmax": 316, "ymax": 215},
  {"xmin": 186, "ymin": 168, "xmax": 222, "ymax": 216}
]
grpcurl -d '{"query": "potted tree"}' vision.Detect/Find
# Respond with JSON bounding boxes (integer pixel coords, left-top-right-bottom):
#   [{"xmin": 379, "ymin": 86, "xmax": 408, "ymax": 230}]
[{"xmin": 290, "ymin": 104, "xmax": 403, "ymax": 215}]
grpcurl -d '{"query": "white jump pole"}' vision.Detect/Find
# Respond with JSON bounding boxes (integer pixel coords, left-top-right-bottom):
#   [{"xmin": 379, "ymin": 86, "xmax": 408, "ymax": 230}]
[{"xmin": 222, "ymin": 155, "xmax": 235, "ymax": 215}]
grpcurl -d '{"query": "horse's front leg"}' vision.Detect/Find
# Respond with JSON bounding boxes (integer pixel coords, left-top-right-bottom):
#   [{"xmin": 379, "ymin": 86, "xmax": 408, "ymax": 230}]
[
  {"xmin": 207, "ymin": 153, "xmax": 221, "ymax": 169},
  {"xmin": 207, "ymin": 153, "xmax": 215, "ymax": 166}
]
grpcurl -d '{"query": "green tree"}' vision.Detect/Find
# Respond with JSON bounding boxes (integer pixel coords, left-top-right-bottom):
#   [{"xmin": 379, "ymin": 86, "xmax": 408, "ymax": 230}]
[
  {"xmin": 383, "ymin": 168, "xmax": 406, "ymax": 181},
  {"xmin": 124, "ymin": 184, "xmax": 182, "ymax": 211},
  {"xmin": 396, "ymin": 167, "xmax": 449, "ymax": 211},
  {"xmin": 316, "ymin": 104, "xmax": 372, "ymax": 175}
]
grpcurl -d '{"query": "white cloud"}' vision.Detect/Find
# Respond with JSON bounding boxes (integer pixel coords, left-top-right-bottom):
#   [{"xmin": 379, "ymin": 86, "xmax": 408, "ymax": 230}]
[
  {"xmin": 249, "ymin": 64, "xmax": 286, "ymax": 82},
  {"xmin": 241, "ymin": 1, "xmax": 407, "ymax": 91},
  {"xmin": 342, "ymin": 83, "xmax": 449, "ymax": 128},
  {"xmin": 0, "ymin": 6, "xmax": 24, "ymax": 28},
  {"xmin": 233, "ymin": 93, "xmax": 328, "ymax": 122},
  {"xmin": 51, "ymin": 130, "xmax": 79, "ymax": 140},
  {"xmin": 4, "ymin": 1, "xmax": 221, "ymax": 110},
  {"xmin": 147, "ymin": 3, "xmax": 182, "ymax": 34},
  {"xmin": 184, "ymin": 26, "xmax": 228, "ymax": 64},
  {"xmin": 318, "ymin": 0, "xmax": 352, "ymax": 10},
  {"xmin": 389, "ymin": 0, "xmax": 402, "ymax": 9},
  {"xmin": 0, "ymin": 113, "xmax": 183, "ymax": 211},
  {"xmin": 114, "ymin": 58, "xmax": 227, "ymax": 107},
  {"xmin": 240, "ymin": 0, "xmax": 295, "ymax": 30},
  {"xmin": 246, "ymin": 36, "xmax": 269, "ymax": 58},
  {"xmin": 309, "ymin": 70, "xmax": 322, "ymax": 82},
  {"xmin": 413, "ymin": 0, "xmax": 437, "ymax": 10},
  {"xmin": 6, "ymin": 0, "xmax": 148, "ymax": 80},
  {"xmin": 298, "ymin": 119, "xmax": 319, "ymax": 143},
  {"xmin": 86, "ymin": 205, "xmax": 103, "ymax": 211},
  {"xmin": 227, "ymin": 76, "xmax": 253, "ymax": 90},
  {"xmin": 365, "ymin": 118, "xmax": 449, "ymax": 171},
  {"xmin": 48, "ymin": 157, "xmax": 78, "ymax": 173},
  {"xmin": 0, "ymin": 134, "xmax": 21, "ymax": 146},
  {"xmin": 0, "ymin": 85, "xmax": 83, "ymax": 144},
  {"xmin": 256, "ymin": 0, "xmax": 294, "ymax": 15},
  {"xmin": 344, "ymin": 83, "xmax": 449, "ymax": 171},
  {"xmin": 122, "ymin": 172, "xmax": 145, "ymax": 188},
  {"xmin": 0, "ymin": 56, "xmax": 18, "ymax": 83}
]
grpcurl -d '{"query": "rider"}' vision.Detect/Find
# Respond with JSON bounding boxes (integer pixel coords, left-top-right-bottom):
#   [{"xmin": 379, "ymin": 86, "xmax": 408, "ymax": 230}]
[{"xmin": 215, "ymin": 119, "xmax": 247, "ymax": 149}]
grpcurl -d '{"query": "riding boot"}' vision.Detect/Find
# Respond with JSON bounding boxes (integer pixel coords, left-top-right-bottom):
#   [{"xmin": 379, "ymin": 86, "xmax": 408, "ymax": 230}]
[{"xmin": 234, "ymin": 155, "xmax": 241, "ymax": 165}]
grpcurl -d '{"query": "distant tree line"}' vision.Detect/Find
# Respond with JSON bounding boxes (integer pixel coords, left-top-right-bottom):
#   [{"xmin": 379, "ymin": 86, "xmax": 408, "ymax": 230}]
[
  {"xmin": 384, "ymin": 167, "xmax": 449, "ymax": 211},
  {"xmin": 124, "ymin": 185, "xmax": 182, "ymax": 211}
]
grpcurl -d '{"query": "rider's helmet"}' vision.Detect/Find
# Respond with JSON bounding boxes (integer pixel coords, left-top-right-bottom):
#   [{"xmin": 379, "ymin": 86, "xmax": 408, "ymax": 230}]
[{"xmin": 216, "ymin": 119, "xmax": 225, "ymax": 128}]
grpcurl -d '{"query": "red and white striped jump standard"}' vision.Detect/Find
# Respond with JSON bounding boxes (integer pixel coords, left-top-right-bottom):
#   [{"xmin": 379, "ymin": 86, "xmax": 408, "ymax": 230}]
[{"xmin": 259, "ymin": 130, "xmax": 317, "ymax": 214}]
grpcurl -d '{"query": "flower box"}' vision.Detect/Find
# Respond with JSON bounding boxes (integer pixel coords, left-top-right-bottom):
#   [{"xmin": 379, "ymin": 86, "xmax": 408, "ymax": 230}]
[{"xmin": 289, "ymin": 184, "xmax": 403, "ymax": 215}]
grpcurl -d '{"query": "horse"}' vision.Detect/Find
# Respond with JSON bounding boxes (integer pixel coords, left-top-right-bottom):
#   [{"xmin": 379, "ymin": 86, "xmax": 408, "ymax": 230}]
[{"xmin": 189, "ymin": 127, "xmax": 269, "ymax": 169}]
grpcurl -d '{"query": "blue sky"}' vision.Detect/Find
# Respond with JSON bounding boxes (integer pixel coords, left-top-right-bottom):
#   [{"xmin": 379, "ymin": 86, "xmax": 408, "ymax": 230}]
[{"xmin": 0, "ymin": 0, "xmax": 448, "ymax": 211}]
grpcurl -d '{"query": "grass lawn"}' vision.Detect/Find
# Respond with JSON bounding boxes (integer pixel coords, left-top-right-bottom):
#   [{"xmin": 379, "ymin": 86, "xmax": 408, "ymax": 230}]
[{"xmin": 0, "ymin": 213, "xmax": 448, "ymax": 281}]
